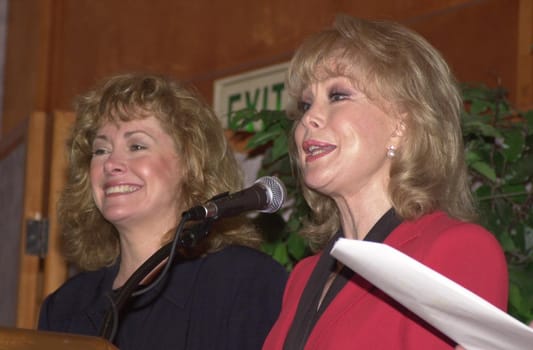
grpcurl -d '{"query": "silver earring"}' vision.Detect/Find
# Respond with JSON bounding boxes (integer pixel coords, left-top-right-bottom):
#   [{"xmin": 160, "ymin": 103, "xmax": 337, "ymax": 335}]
[{"xmin": 387, "ymin": 145, "xmax": 396, "ymax": 158}]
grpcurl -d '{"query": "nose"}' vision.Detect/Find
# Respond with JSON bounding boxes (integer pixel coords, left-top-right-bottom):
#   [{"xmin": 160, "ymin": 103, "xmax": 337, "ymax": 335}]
[
  {"xmin": 300, "ymin": 103, "xmax": 324, "ymax": 129},
  {"xmin": 103, "ymin": 151, "xmax": 126, "ymax": 175}
]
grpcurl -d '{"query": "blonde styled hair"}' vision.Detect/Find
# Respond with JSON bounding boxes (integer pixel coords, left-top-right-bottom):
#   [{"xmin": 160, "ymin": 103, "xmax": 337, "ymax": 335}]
[
  {"xmin": 287, "ymin": 15, "xmax": 476, "ymax": 250},
  {"xmin": 59, "ymin": 73, "xmax": 260, "ymax": 270}
]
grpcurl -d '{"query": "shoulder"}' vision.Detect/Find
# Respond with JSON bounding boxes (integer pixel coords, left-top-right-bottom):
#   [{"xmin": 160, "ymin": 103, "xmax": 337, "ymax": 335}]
[
  {"xmin": 38, "ymin": 267, "xmax": 113, "ymax": 331},
  {"xmin": 202, "ymin": 245, "xmax": 288, "ymax": 281},
  {"xmin": 391, "ymin": 211, "xmax": 502, "ymax": 252},
  {"xmin": 392, "ymin": 211, "xmax": 508, "ymax": 309},
  {"xmin": 46, "ymin": 268, "xmax": 108, "ymax": 300},
  {"xmin": 291, "ymin": 253, "xmax": 320, "ymax": 277},
  {"xmin": 165, "ymin": 245, "xmax": 287, "ymax": 297},
  {"xmin": 168, "ymin": 245, "xmax": 287, "ymax": 313},
  {"xmin": 283, "ymin": 253, "xmax": 320, "ymax": 294},
  {"xmin": 41, "ymin": 267, "xmax": 111, "ymax": 317}
]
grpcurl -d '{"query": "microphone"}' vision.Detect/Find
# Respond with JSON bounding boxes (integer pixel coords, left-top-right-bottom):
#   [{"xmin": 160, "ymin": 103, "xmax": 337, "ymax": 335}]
[{"xmin": 184, "ymin": 176, "xmax": 286, "ymax": 221}]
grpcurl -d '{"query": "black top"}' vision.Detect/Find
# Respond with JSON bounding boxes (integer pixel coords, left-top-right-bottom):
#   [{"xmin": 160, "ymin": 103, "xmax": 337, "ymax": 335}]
[
  {"xmin": 283, "ymin": 208, "xmax": 402, "ymax": 350},
  {"xmin": 38, "ymin": 245, "xmax": 288, "ymax": 350}
]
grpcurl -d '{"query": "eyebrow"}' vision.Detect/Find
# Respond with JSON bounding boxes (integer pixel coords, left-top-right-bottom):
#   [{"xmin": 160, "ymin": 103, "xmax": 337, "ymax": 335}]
[
  {"xmin": 93, "ymin": 129, "xmax": 156, "ymax": 143},
  {"xmin": 124, "ymin": 130, "xmax": 156, "ymax": 140}
]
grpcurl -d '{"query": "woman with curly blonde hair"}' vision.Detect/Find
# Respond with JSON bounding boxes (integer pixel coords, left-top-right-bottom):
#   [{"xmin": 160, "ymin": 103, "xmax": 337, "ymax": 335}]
[
  {"xmin": 263, "ymin": 15, "xmax": 507, "ymax": 349},
  {"xmin": 38, "ymin": 73, "xmax": 287, "ymax": 350}
]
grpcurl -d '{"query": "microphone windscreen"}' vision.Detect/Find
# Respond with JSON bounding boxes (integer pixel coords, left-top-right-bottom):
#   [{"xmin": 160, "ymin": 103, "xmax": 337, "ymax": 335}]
[{"xmin": 255, "ymin": 176, "xmax": 286, "ymax": 213}]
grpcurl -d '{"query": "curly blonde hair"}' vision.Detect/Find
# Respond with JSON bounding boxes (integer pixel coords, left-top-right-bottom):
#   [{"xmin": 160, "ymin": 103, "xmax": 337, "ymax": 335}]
[
  {"xmin": 286, "ymin": 15, "xmax": 476, "ymax": 251},
  {"xmin": 59, "ymin": 73, "xmax": 261, "ymax": 270}
]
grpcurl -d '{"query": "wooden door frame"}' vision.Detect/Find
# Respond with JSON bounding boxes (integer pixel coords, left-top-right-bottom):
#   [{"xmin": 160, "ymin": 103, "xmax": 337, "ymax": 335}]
[
  {"xmin": 16, "ymin": 112, "xmax": 48, "ymax": 328},
  {"xmin": 16, "ymin": 111, "xmax": 73, "ymax": 329}
]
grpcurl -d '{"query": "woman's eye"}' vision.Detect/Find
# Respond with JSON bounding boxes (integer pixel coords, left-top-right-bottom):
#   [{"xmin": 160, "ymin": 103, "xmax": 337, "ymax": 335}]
[
  {"xmin": 298, "ymin": 101, "xmax": 311, "ymax": 113},
  {"xmin": 130, "ymin": 144, "xmax": 147, "ymax": 151},
  {"xmin": 92, "ymin": 148, "xmax": 108, "ymax": 156},
  {"xmin": 330, "ymin": 91, "xmax": 349, "ymax": 102}
]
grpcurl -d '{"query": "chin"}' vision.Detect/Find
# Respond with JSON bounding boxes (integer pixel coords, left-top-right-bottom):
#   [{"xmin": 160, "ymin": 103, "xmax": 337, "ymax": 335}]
[
  {"xmin": 303, "ymin": 177, "xmax": 330, "ymax": 194},
  {"xmin": 102, "ymin": 210, "xmax": 137, "ymax": 225}
]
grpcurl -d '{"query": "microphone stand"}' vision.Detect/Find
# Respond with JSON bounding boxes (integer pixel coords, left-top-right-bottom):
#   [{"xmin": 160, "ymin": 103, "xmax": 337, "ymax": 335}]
[{"xmin": 99, "ymin": 212, "xmax": 214, "ymax": 343}]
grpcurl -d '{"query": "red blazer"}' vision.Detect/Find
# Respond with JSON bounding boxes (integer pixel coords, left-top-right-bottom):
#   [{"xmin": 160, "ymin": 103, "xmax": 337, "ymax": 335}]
[{"xmin": 263, "ymin": 211, "xmax": 508, "ymax": 349}]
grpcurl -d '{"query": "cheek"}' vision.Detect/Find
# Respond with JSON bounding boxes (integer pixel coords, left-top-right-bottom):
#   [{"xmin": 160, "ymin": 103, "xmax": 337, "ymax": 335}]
[
  {"xmin": 150, "ymin": 156, "xmax": 181, "ymax": 187},
  {"xmin": 352, "ymin": 111, "xmax": 395, "ymax": 151},
  {"xmin": 293, "ymin": 124, "xmax": 305, "ymax": 156},
  {"xmin": 89, "ymin": 159, "xmax": 99, "ymax": 181},
  {"xmin": 89, "ymin": 160, "xmax": 102, "ymax": 197},
  {"xmin": 88, "ymin": 161, "xmax": 103, "ymax": 209}
]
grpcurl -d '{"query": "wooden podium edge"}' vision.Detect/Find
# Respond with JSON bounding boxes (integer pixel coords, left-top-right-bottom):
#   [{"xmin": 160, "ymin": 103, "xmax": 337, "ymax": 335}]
[{"xmin": 0, "ymin": 327, "xmax": 118, "ymax": 350}]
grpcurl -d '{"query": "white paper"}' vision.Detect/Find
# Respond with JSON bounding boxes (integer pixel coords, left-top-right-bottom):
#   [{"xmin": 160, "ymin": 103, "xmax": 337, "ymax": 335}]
[{"xmin": 330, "ymin": 238, "xmax": 533, "ymax": 350}]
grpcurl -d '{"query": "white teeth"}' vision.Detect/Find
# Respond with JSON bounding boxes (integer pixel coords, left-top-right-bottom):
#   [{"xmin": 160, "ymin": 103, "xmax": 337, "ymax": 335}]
[
  {"xmin": 305, "ymin": 144, "xmax": 336, "ymax": 156},
  {"xmin": 307, "ymin": 145, "xmax": 325, "ymax": 155},
  {"xmin": 105, "ymin": 185, "xmax": 139, "ymax": 195}
]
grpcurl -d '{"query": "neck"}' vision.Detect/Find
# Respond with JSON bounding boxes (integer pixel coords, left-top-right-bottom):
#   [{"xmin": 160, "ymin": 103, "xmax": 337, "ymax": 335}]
[
  {"xmin": 113, "ymin": 226, "xmax": 174, "ymax": 289},
  {"xmin": 332, "ymin": 185, "xmax": 392, "ymax": 240}
]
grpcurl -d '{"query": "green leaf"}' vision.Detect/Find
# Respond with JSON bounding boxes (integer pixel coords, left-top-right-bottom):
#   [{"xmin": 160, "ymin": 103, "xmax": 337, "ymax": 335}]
[
  {"xmin": 500, "ymin": 184, "xmax": 529, "ymax": 203},
  {"xmin": 260, "ymin": 241, "xmax": 276, "ymax": 255},
  {"xmin": 228, "ymin": 108, "xmax": 260, "ymax": 130},
  {"xmin": 470, "ymin": 100, "xmax": 490, "ymax": 115},
  {"xmin": 463, "ymin": 119, "xmax": 502, "ymax": 138},
  {"xmin": 509, "ymin": 284, "xmax": 525, "ymax": 312},
  {"xmin": 470, "ymin": 161, "xmax": 497, "ymax": 181},
  {"xmin": 465, "ymin": 150, "xmax": 482, "ymax": 164},
  {"xmin": 512, "ymin": 152, "xmax": 533, "ymax": 182},
  {"xmin": 272, "ymin": 243, "xmax": 289, "ymax": 266},
  {"xmin": 500, "ymin": 129, "xmax": 525, "ymax": 162},
  {"xmin": 523, "ymin": 111, "xmax": 533, "ymax": 135},
  {"xmin": 272, "ymin": 135, "xmax": 289, "ymax": 161},
  {"xmin": 472, "ymin": 184, "xmax": 492, "ymax": 199},
  {"xmin": 498, "ymin": 233, "xmax": 517, "ymax": 252},
  {"xmin": 287, "ymin": 232, "xmax": 308, "ymax": 260},
  {"xmin": 287, "ymin": 216, "xmax": 302, "ymax": 232},
  {"xmin": 246, "ymin": 129, "xmax": 279, "ymax": 148}
]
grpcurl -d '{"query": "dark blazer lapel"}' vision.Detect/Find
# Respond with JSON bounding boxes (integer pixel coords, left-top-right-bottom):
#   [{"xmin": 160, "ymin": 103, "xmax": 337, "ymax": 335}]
[
  {"xmin": 85, "ymin": 263, "xmax": 119, "ymax": 334},
  {"xmin": 158, "ymin": 255, "xmax": 204, "ymax": 309}
]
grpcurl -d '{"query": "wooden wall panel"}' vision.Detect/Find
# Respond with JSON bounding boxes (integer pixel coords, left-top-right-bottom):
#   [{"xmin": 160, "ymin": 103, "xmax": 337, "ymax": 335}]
[
  {"xmin": 2, "ymin": 0, "xmax": 528, "ymax": 138},
  {"xmin": 407, "ymin": 0, "xmax": 519, "ymax": 99},
  {"xmin": 16, "ymin": 112, "xmax": 48, "ymax": 329},
  {"xmin": 517, "ymin": 0, "xmax": 533, "ymax": 109},
  {"xmin": 1, "ymin": 0, "xmax": 53, "ymax": 137},
  {"xmin": 41, "ymin": 111, "xmax": 74, "ymax": 298},
  {"xmin": 44, "ymin": 0, "xmax": 523, "ymax": 110}
]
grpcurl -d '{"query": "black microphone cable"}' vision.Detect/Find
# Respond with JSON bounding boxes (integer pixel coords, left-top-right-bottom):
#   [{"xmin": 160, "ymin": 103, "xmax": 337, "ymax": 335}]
[
  {"xmin": 99, "ymin": 176, "xmax": 286, "ymax": 343},
  {"xmin": 99, "ymin": 212, "xmax": 213, "ymax": 342},
  {"xmin": 99, "ymin": 241, "xmax": 172, "ymax": 341}
]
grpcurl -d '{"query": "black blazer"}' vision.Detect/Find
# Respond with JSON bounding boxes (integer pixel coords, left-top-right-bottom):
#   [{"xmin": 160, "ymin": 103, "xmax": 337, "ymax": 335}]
[{"xmin": 38, "ymin": 245, "xmax": 288, "ymax": 350}]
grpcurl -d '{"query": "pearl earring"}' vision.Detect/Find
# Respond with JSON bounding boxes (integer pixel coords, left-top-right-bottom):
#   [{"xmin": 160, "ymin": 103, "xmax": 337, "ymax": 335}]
[{"xmin": 387, "ymin": 145, "xmax": 396, "ymax": 158}]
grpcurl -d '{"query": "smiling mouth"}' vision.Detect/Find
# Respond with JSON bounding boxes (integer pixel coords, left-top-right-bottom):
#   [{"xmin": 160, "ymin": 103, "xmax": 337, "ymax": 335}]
[
  {"xmin": 303, "ymin": 143, "xmax": 337, "ymax": 160},
  {"xmin": 306, "ymin": 145, "xmax": 336, "ymax": 156},
  {"xmin": 105, "ymin": 185, "xmax": 140, "ymax": 195}
]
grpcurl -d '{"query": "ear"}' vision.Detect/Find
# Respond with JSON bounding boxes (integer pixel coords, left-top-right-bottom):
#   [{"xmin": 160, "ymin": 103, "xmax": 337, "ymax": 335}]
[
  {"xmin": 393, "ymin": 119, "xmax": 406, "ymax": 137},
  {"xmin": 390, "ymin": 113, "xmax": 407, "ymax": 145}
]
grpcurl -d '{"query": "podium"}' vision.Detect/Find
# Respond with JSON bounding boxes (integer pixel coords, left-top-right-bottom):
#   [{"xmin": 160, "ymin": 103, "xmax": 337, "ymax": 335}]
[{"xmin": 0, "ymin": 327, "xmax": 118, "ymax": 350}]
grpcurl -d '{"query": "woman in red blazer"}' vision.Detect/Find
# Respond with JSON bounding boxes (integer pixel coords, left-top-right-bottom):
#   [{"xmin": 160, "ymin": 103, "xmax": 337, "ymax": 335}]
[{"xmin": 262, "ymin": 15, "xmax": 508, "ymax": 349}]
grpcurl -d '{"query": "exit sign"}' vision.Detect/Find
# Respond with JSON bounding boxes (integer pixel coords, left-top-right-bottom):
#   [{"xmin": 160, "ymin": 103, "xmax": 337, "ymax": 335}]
[{"xmin": 213, "ymin": 62, "xmax": 289, "ymax": 128}]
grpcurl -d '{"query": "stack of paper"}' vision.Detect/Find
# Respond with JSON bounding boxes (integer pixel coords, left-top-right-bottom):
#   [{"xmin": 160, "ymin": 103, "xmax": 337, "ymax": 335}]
[{"xmin": 330, "ymin": 238, "xmax": 533, "ymax": 350}]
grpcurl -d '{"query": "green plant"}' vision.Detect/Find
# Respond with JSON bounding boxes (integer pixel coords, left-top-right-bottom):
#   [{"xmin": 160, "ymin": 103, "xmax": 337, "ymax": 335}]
[
  {"xmin": 462, "ymin": 84, "xmax": 533, "ymax": 323},
  {"xmin": 228, "ymin": 110, "xmax": 310, "ymax": 270},
  {"xmin": 228, "ymin": 84, "xmax": 533, "ymax": 322}
]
